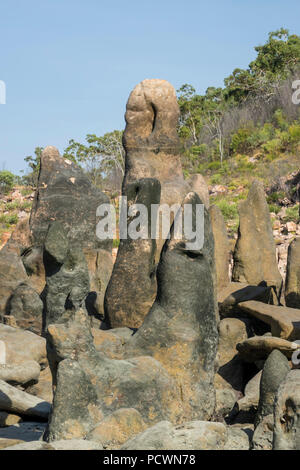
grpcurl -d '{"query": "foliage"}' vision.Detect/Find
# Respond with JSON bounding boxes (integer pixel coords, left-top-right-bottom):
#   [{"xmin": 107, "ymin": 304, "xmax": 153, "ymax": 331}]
[
  {"xmin": 63, "ymin": 130, "xmax": 124, "ymax": 189},
  {"xmin": 0, "ymin": 171, "xmax": 15, "ymax": 194}
]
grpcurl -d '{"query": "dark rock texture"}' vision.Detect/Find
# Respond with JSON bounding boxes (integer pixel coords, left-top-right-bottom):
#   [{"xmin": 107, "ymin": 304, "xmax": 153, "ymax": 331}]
[
  {"xmin": 105, "ymin": 79, "xmax": 189, "ymax": 328},
  {"xmin": 273, "ymin": 370, "xmax": 300, "ymax": 450},
  {"xmin": 125, "ymin": 192, "xmax": 219, "ymax": 421},
  {"xmin": 46, "ymin": 308, "xmax": 181, "ymax": 441},
  {"xmin": 6, "ymin": 283, "xmax": 43, "ymax": 334},
  {"xmin": 29, "ymin": 146, "xmax": 113, "ymax": 317},
  {"xmin": 209, "ymin": 205, "xmax": 230, "ymax": 291},
  {"xmin": 285, "ymin": 237, "xmax": 300, "ymax": 309},
  {"xmin": 232, "ymin": 180, "xmax": 282, "ymax": 299},
  {"xmin": 105, "ymin": 178, "xmax": 161, "ymax": 328},
  {"xmin": 255, "ymin": 349, "xmax": 290, "ymax": 427},
  {"xmin": 43, "ymin": 222, "xmax": 90, "ymax": 332}
]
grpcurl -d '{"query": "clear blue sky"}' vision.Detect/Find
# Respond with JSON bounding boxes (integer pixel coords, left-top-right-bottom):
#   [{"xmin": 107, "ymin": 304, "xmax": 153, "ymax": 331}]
[{"xmin": 1, "ymin": 0, "xmax": 299, "ymax": 174}]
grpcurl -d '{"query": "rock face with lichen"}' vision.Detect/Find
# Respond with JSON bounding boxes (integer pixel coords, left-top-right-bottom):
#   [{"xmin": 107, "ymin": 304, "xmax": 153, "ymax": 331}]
[
  {"xmin": 46, "ymin": 308, "xmax": 182, "ymax": 441},
  {"xmin": 46, "ymin": 192, "xmax": 219, "ymax": 441},
  {"xmin": 105, "ymin": 79, "xmax": 189, "ymax": 329},
  {"xmin": 232, "ymin": 180, "xmax": 283, "ymax": 299},
  {"xmin": 125, "ymin": 192, "xmax": 219, "ymax": 421}
]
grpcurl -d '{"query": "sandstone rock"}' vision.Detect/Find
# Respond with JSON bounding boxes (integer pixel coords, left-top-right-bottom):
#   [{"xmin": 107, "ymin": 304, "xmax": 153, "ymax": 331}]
[
  {"xmin": 218, "ymin": 283, "xmax": 277, "ymax": 318},
  {"xmin": 188, "ymin": 174, "xmax": 209, "ymax": 209},
  {"xmin": 43, "ymin": 222, "xmax": 90, "ymax": 331},
  {"xmin": 215, "ymin": 318, "xmax": 248, "ymax": 417},
  {"xmin": 252, "ymin": 414, "xmax": 274, "ymax": 450},
  {"xmin": 255, "ymin": 349, "xmax": 290, "ymax": 427},
  {"xmin": 0, "ymin": 380, "xmax": 50, "ymax": 419},
  {"xmin": 239, "ymin": 300, "xmax": 300, "ymax": 341},
  {"xmin": 0, "ymin": 361, "xmax": 40, "ymax": 386},
  {"xmin": 285, "ymin": 237, "xmax": 300, "ymax": 309},
  {"xmin": 29, "ymin": 145, "xmax": 112, "ymax": 316},
  {"xmin": 0, "ymin": 244, "xmax": 28, "ymax": 314},
  {"xmin": 232, "ymin": 180, "xmax": 283, "ymax": 299},
  {"xmin": 121, "ymin": 420, "xmax": 250, "ymax": 450},
  {"xmin": 122, "ymin": 79, "xmax": 188, "ymax": 221},
  {"xmin": 236, "ymin": 336, "xmax": 300, "ymax": 362},
  {"xmin": 0, "ymin": 324, "xmax": 46, "ymax": 366},
  {"xmin": 237, "ymin": 371, "xmax": 262, "ymax": 415},
  {"xmin": 120, "ymin": 420, "xmax": 227, "ymax": 450},
  {"xmin": 273, "ymin": 369, "xmax": 300, "ymax": 449},
  {"xmin": 286, "ymin": 221, "xmax": 297, "ymax": 232},
  {"xmin": 46, "ymin": 308, "xmax": 181, "ymax": 442},
  {"xmin": 105, "ymin": 79, "xmax": 189, "ymax": 328},
  {"xmin": 105, "ymin": 178, "xmax": 161, "ymax": 328},
  {"xmin": 6, "ymin": 283, "xmax": 43, "ymax": 334},
  {"xmin": 30, "ymin": 146, "xmax": 110, "ymax": 252},
  {"xmin": 209, "ymin": 205, "xmax": 230, "ymax": 291},
  {"xmin": 0, "ymin": 412, "xmax": 22, "ymax": 427},
  {"xmin": 92, "ymin": 328, "xmax": 129, "ymax": 359},
  {"xmin": 223, "ymin": 426, "xmax": 251, "ymax": 450},
  {"xmin": 125, "ymin": 192, "xmax": 218, "ymax": 421},
  {"xmin": 87, "ymin": 408, "xmax": 147, "ymax": 448},
  {"xmin": 26, "ymin": 366, "xmax": 53, "ymax": 403},
  {"xmin": 3, "ymin": 439, "xmax": 103, "ymax": 450}
]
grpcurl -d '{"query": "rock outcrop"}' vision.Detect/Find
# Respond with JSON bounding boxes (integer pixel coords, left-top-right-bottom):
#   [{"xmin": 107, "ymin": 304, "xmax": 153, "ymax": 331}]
[
  {"xmin": 273, "ymin": 370, "xmax": 300, "ymax": 450},
  {"xmin": 232, "ymin": 180, "xmax": 282, "ymax": 299},
  {"xmin": 43, "ymin": 221, "xmax": 90, "ymax": 332},
  {"xmin": 209, "ymin": 205, "xmax": 230, "ymax": 291},
  {"xmin": 285, "ymin": 237, "xmax": 300, "ymax": 309},
  {"xmin": 239, "ymin": 300, "xmax": 300, "ymax": 341},
  {"xmin": 29, "ymin": 146, "xmax": 113, "ymax": 318},
  {"xmin": 105, "ymin": 79, "xmax": 188, "ymax": 328},
  {"xmin": 255, "ymin": 349, "xmax": 290, "ymax": 427},
  {"xmin": 125, "ymin": 192, "xmax": 219, "ymax": 421},
  {"xmin": 105, "ymin": 178, "xmax": 161, "ymax": 328},
  {"xmin": 46, "ymin": 308, "xmax": 181, "ymax": 441}
]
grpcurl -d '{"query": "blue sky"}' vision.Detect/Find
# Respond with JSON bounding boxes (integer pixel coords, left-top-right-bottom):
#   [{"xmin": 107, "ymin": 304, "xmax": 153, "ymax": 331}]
[{"xmin": 1, "ymin": 0, "xmax": 299, "ymax": 174}]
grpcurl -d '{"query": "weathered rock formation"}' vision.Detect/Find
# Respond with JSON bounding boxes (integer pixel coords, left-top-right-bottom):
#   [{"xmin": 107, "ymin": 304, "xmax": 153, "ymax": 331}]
[
  {"xmin": 105, "ymin": 79, "xmax": 189, "ymax": 328},
  {"xmin": 209, "ymin": 205, "xmax": 230, "ymax": 291},
  {"xmin": 237, "ymin": 336, "xmax": 300, "ymax": 362},
  {"xmin": 43, "ymin": 221, "xmax": 90, "ymax": 332},
  {"xmin": 285, "ymin": 236, "xmax": 300, "ymax": 309},
  {"xmin": 105, "ymin": 178, "xmax": 161, "ymax": 328},
  {"xmin": 188, "ymin": 174, "xmax": 209, "ymax": 209},
  {"xmin": 125, "ymin": 192, "xmax": 219, "ymax": 421},
  {"xmin": 46, "ymin": 308, "xmax": 181, "ymax": 441},
  {"xmin": 232, "ymin": 180, "xmax": 283, "ymax": 299},
  {"xmin": 239, "ymin": 300, "xmax": 300, "ymax": 341},
  {"xmin": 273, "ymin": 370, "xmax": 300, "ymax": 450},
  {"xmin": 255, "ymin": 349, "xmax": 290, "ymax": 427}
]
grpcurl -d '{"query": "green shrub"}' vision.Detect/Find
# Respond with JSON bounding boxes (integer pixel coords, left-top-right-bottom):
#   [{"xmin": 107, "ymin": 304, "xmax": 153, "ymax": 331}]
[
  {"xmin": 288, "ymin": 124, "xmax": 300, "ymax": 143},
  {"xmin": 215, "ymin": 199, "xmax": 238, "ymax": 221},
  {"xmin": 230, "ymin": 128, "xmax": 253, "ymax": 153},
  {"xmin": 207, "ymin": 161, "xmax": 221, "ymax": 171},
  {"xmin": 267, "ymin": 191, "xmax": 285, "ymax": 204},
  {"xmin": 268, "ymin": 203, "xmax": 281, "ymax": 214},
  {"xmin": 282, "ymin": 205, "xmax": 299, "ymax": 223},
  {"xmin": 0, "ymin": 171, "xmax": 15, "ymax": 194},
  {"xmin": 210, "ymin": 173, "xmax": 222, "ymax": 185},
  {"xmin": 0, "ymin": 213, "xmax": 18, "ymax": 225}
]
